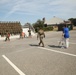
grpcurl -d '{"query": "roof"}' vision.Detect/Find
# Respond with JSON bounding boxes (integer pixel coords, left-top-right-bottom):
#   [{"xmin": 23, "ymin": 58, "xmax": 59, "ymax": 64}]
[
  {"xmin": 23, "ymin": 23, "xmax": 35, "ymax": 32},
  {"xmin": 44, "ymin": 16, "xmax": 64, "ymax": 25}
]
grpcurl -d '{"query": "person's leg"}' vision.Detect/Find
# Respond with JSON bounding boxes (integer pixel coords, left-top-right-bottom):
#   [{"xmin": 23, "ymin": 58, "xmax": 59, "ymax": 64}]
[
  {"xmin": 65, "ymin": 38, "xmax": 69, "ymax": 48},
  {"xmin": 5, "ymin": 37, "xmax": 7, "ymax": 41},
  {"xmin": 41, "ymin": 38, "xmax": 44, "ymax": 47},
  {"xmin": 59, "ymin": 37, "xmax": 64, "ymax": 48},
  {"xmin": 62, "ymin": 38, "xmax": 65, "ymax": 47},
  {"xmin": 39, "ymin": 37, "xmax": 41, "ymax": 46},
  {"xmin": 66, "ymin": 38, "xmax": 69, "ymax": 48},
  {"xmin": 64, "ymin": 38, "xmax": 66, "ymax": 48}
]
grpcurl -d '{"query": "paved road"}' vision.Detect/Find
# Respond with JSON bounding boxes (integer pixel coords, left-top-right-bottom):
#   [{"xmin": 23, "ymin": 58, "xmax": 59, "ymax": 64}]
[{"xmin": 0, "ymin": 30, "xmax": 76, "ymax": 75}]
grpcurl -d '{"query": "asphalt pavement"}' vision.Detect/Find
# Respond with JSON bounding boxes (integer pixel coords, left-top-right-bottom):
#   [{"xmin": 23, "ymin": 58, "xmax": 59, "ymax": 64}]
[{"xmin": 0, "ymin": 30, "xmax": 76, "ymax": 75}]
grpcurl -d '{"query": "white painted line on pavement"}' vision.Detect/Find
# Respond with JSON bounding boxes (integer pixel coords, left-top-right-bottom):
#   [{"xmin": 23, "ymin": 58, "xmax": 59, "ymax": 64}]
[
  {"xmin": 38, "ymin": 47, "xmax": 76, "ymax": 57},
  {"xmin": 2, "ymin": 55, "xmax": 25, "ymax": 75}
]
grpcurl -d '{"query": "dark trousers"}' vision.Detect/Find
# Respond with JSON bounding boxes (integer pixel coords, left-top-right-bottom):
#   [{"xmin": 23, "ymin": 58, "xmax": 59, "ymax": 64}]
[{"xmin": 5, "ymin": 37, "xmax": 10, "ymax": 41}]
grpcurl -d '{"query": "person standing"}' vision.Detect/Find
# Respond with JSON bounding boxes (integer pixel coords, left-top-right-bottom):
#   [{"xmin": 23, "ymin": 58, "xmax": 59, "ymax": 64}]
[
  {"xmin": 28, "ymin": 29, "xmax": 31, "ymax": 38},
  {"xmin": 63, "ymin": 24, "xmax": 70, "ymax": 48},
  {"xmin": 5, "ymin": 32, "xmax": 10, "ymax": 41},
  {"xmin": 37, "ymin": 28, "xmax": 45, "ymax": 47}
]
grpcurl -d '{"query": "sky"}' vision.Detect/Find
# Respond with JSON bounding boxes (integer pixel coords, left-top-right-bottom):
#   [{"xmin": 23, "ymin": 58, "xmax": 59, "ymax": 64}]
[{"xmin": 0, "ymin": 0, "xmax": 76, "ymax": 25}]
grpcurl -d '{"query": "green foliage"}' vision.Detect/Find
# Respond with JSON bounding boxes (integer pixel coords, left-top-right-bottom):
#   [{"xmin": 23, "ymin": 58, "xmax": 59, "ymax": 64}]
[
  {"xmin": 33, "ymin": 19, "xmax": 44, "ymax": 32},
  {"xmin": 32, "ymin": 19, "xmax": 53, "ymax": 32},
  {"xmin": 33, "ymin": 19, "xmax": 44, "ymax": 28},
  {"xmin": 43, "ymin": 26, "xmax": 53, "ymax": 31},
  {"xmin": 68, "ymin": 18, "xmax": 76, "ymax": 26}
]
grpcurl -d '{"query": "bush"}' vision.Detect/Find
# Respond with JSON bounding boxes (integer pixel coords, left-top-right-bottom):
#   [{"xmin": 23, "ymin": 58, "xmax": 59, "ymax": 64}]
[{"xmin": 43, "ymin": 26, "xmax": 53, "ymax": 31}]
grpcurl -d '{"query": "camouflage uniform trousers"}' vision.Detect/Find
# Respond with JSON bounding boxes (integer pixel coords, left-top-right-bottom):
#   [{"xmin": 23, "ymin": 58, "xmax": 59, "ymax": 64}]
[{"xmin": 39, "ymin": 35, "xmax": 44, "ymax": 47}]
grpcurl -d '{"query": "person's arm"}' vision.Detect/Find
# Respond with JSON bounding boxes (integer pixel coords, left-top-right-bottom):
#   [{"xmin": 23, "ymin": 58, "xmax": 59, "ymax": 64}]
[
  {"xmin": 37, "ymin": 33, "xmax": 39, "ymax": 40},
  {"xmin": 62, "ymin": 28, "xmax": 65, "ymax": 36},
  {"xmin": 44, "ymin": 33, "xmax": 45, "ymax": 38}
]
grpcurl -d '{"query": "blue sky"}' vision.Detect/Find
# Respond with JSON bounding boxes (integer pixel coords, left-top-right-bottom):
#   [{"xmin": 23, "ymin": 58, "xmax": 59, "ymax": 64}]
[{"xmin": 0, "ymin": 0, "xmax": 76, "ymax": 25}]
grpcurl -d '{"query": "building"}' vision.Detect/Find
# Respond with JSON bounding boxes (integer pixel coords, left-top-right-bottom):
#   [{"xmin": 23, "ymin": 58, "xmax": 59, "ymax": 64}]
[
  {"xmin": 44, "ymin": 16, "xmax": 64, "ymax": 25},
  {"xmin": 44, "ymin": 16, "xmax": 73, "ymax": 31},
  {"xmin": 58, "ymin": 20, "xmax": 73, "ymax": 31},
  {"xmin": 22, "ymin": 23, "xmax": 35, "ymax": 37},
  {"xmin": 0, "ymin": 21, "xmax": 22, "ymax": 36}
]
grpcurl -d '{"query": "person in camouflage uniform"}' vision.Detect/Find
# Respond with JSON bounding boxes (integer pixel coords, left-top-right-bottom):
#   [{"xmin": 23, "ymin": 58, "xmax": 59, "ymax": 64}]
[
  {"xmin": 5, "ymin": 32, "xmax": 10, "ymax": 41},
  {"xmin": 37, "ymin": 29, "xmax": 45, "ymax": 47}
]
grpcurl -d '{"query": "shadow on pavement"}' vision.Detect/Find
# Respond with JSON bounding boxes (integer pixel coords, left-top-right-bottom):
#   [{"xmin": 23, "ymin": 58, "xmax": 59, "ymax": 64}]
[
  {"xmin": 29, "ymin": 44, "xmax": 39, "ymax": 47},
  {"xmin": 48, "ymin": 45, "xmax": 61, "ymax": 48}
]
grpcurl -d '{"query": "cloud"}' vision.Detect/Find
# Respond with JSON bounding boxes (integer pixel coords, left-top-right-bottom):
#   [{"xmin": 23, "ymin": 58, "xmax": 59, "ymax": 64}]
[
  {"xmin": 48, "ymin": 0, "xmax": 76, "ymax": 16},
  {"xmin": 1, "ymin": 0, "xmax": 76, "ymax": 23},
  {"xmin": 4, "ymin": 0, "xmax": 24, "ymax": 19},
  {"xmin": 2, "ymin": 0, "xmax": 76, "ymax": 13},
  {"xmin": 0, "ymin": 0, "xmax": 10, "ymax": 4}
]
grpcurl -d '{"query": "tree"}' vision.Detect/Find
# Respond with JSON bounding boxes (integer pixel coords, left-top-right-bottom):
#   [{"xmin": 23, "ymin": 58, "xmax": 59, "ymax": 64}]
[
  {"xmin": 68, "ymin": 18, "xmax": 76, "ymax": 26},
  {"xmin": 33, "ymin": 19, "xmax": 44, "ymax": 32}
]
